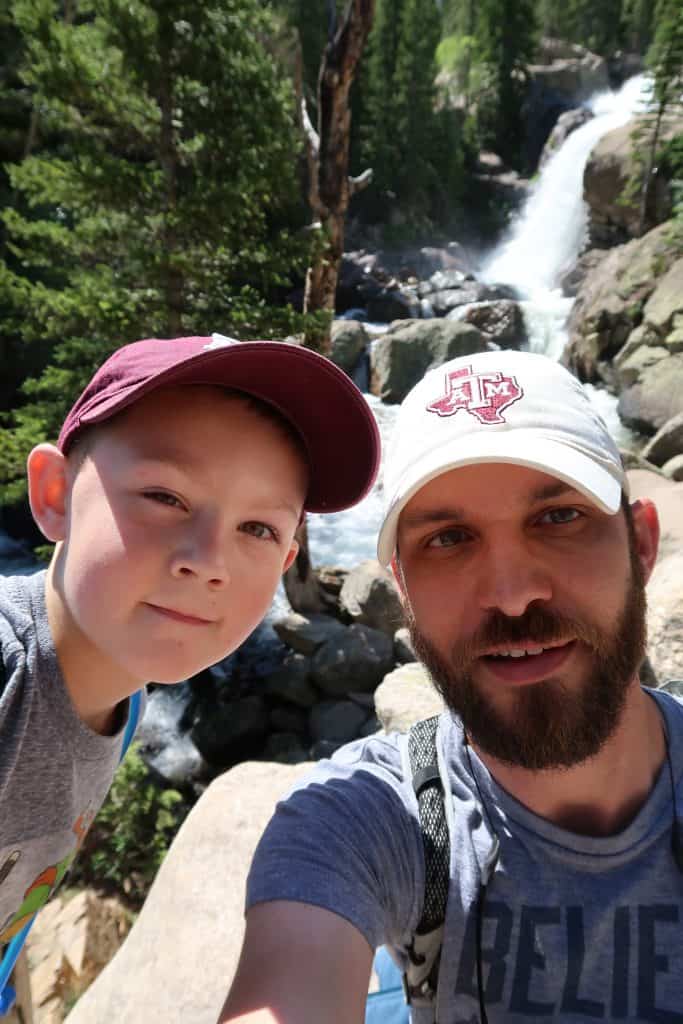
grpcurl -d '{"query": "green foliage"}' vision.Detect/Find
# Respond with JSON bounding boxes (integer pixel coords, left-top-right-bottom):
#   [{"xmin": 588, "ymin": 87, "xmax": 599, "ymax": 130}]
[
  {"xmin": 0, "ymin": 0, "xmax": 315, "ymax": 507},
  {"xmin": 70, "ymin": 744, "xmax": 188, "ymax": 907}
]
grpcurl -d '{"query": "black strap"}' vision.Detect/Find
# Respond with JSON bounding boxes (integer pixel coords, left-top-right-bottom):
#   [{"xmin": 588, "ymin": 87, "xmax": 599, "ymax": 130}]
[{"xmin": 404, "ymin": 715, "xmax": 450, "ymax": 1010}]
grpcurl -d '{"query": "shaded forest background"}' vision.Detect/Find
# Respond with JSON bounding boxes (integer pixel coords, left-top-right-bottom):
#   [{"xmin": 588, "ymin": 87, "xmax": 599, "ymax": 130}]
[{"xmin": 0, "ymin": 0, "xmax": 681, "ymax": 531}]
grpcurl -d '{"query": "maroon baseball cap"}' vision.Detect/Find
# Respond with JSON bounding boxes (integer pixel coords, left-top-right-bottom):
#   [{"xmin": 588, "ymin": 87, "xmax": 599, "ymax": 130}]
[{"xmin": 58, "ymin": 334, "xmax": 380, "ymax": 513}]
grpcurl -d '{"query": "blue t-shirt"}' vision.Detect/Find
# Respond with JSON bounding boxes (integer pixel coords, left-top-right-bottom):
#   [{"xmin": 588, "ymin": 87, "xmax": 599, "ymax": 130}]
[{"xmin": 248, "ymin": 688, "xmax": 683, "ymax": 1022}]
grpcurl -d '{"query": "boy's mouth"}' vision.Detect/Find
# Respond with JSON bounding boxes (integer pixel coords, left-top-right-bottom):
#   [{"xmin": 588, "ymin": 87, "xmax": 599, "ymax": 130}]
[{"xmin": 144, "ymin": 602, "xmax": 214, "ymax": 626}]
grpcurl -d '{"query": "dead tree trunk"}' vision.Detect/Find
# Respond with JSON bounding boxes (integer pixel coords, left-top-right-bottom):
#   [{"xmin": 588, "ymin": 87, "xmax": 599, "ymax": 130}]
[
  {"xmin": 284, "ymin": 0, "xmax": 374, "ymax": 614},
  {"xmin": 301, "ymin": 0, "xmax": 374, "ymax": 355}
]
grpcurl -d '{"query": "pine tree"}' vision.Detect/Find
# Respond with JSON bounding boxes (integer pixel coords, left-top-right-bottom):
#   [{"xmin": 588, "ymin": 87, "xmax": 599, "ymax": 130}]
[{"xmin": 0, "ymin": 0, "xmax": 308, "ymax": 505}]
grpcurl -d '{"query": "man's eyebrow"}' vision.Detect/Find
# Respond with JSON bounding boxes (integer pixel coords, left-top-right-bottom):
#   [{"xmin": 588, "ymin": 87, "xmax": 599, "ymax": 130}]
[
  {"xmin": 399, "ymin": 507, "xmax": 466, "ymax": 531},
  {"xmin": 529, "ymin": 481, "xmax": 579, "ymax": 502}
]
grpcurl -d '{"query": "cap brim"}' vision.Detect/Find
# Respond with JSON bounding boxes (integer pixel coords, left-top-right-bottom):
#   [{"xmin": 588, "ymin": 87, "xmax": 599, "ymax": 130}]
[
  {"xmin": 80, "ymin": 342, "xmax": 380, "ymax": 514},
  {"xmin": 377, "ymin": 433, "xmax": 624, "ymax": 565}
]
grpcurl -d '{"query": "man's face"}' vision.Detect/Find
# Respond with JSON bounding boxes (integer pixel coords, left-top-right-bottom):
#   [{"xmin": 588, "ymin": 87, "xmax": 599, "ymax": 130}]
[
  {"xmin": 395, "ymin": 463, "xmax": 650, "ymax": 771},
  {"xmin": 53, "ymin": 385, "xmax": 306, "ymax": 689}
]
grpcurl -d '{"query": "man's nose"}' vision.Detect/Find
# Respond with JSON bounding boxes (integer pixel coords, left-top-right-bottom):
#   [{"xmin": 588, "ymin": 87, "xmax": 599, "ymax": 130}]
[
  {"xmin": 476, "ymin": 537, "xmax": 553, "ymax": 618},
  {"xmin": 170, "ymin": 515, "xmax": 229, "ymax": 588}
]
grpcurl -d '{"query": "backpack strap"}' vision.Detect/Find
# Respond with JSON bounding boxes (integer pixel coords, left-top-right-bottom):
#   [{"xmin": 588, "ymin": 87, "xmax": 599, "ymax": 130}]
[
  {"xmin": 403, "ymin": 715, "xmax": 450, "ymax": 1011},
  {"xmin": 0, "ymin": 689, "xmax": 144, "ymax": 1015}
]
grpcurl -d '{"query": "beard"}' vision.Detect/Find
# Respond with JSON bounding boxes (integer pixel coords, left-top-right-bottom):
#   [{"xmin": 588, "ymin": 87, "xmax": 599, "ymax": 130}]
[{"xmin": 406, "ymin": 556, "xmax": 648, "ymax": 771}]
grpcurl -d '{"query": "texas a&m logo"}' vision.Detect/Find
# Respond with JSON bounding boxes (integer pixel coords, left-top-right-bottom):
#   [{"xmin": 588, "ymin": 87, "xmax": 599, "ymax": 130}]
[{"xmin": 427, "ymin": 365, "xmax": 523, "ymax": 424}]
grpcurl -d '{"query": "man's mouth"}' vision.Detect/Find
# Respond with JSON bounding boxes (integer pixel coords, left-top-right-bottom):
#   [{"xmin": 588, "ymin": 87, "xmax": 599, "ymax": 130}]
[{"xmin": 478, "ymin": 639, "xmax": 576, "ymax": 684}]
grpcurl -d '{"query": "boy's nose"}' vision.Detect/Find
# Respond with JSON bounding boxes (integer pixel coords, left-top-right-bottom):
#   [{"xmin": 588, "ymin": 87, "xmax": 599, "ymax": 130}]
[
  {"xmin": 170, "ymin": 518, "xmax": 229, "ymax": 588},
  {"xmin": 476, "ymin": 539, "xmax": 553, "ymax": 618}
]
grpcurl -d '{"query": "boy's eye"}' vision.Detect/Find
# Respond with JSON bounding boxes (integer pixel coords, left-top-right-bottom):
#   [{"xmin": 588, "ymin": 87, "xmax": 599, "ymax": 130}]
[
  {"xmin": 425, "ymin": 526, "xmax": 470, "ymax": 549},
  {"xmin": 240, "ymin": 521, "xmax": 278, "ymax": 542},
  {"xmin": 143, "ymin": 490, "xmax": 184, "ymax": 510},
  {"xmin": 538, "ymin": 506, "xmax": 582, "ymax": 526}
]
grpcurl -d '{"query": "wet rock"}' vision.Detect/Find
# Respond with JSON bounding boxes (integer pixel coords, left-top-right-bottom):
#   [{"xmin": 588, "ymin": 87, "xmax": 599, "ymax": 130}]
[
  {"xmin": 330, "ymin": 320, "xmax": 369, "ymax": 374},
  {"xmin": 371, "ymin": 319, "xmax": 488, "ymax": 404},
  {"xmin": 429, "ymin": 285, "xmax": 484, "ymax": 316},
  {"xmin": 642, "ymin": 412, "xmax": 683, "ymax": 467},
  {"xmin": 366, "ymin": 285, "xmax": 419, "ymax": 322},
  {"xmin": 309, "ymin": 700, "xmax": 369, "ymax": 744},
  {"xmin": 272, "ymin": 612, "xmax": 347, "ymax": 656},
  {"xmin": 190, "ymin": 695, "xmax": 268, "ymax": 767},
  {"xmin": 339, "ymin": 560, "xmax": 403, "ymax": 636},
  {"xmin": 311, "ymin": 624, "xmax": 394, "ymax": 696},
  {"xmin": 264, "ymin": 652, "xmax": 317, "ymax": 708},
  {"xmin": 458, "ymin": 300, "xmax": 528, "ymax": 349},
  {"xmin": 540, "ymin": 106, "xmax": 593, "ymax": 166}
]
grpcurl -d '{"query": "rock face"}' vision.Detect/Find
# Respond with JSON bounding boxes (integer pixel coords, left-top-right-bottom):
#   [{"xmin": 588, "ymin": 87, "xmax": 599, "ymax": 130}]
[
  {"xmin": 64, "ymin": 762, "xmax": 311, "ymax": 1024},
  {"xmin": 628, "ymin": 470, "xmax": 683, "ymax": 685},
  {"xmin": 584, "ymin": 114, "xmax": 683, "ymax": 248},
  {"xmin": 564, "ymin": 223, "xmax": 682, "ymax": 392},
  {"xmin": 374, "ymin": 662, "xmax": 444, "ymax": 734},
  {"xmin": 329, "ymin": 320, "xmax": 368, "ymax": 374},
  {"xmin": 371, "ymin": 319, "xmax": 488, "ymax": 403}
]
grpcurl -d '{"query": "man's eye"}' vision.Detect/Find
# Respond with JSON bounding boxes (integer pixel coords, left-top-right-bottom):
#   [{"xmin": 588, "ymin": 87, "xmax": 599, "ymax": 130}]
[
  {"xmin": 539, "ymin": 507, "xmax": 582, "ymax": 525},
  {"xmin": 240, "ymin": 521, "xmax": 278, "ymax": 542},
  {"xmin": 426, "ymin": 527, "xmax": 469, "ymax": 549},
  {"xmin": 143, "ymin": 490, "xmax": 184, "ymax": 510}
]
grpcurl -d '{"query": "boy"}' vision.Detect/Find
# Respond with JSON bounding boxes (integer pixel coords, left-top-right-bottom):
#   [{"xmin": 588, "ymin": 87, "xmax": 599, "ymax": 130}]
[{"xmin": 0, "ymin": 333, "xmax": 379, "ymax": 950}]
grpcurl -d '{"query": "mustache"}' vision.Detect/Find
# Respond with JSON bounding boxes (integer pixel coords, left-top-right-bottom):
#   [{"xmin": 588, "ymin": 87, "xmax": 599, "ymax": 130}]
[{"xmin": 446, "ymin": 602, "xmax": 608, "ymax": 669}]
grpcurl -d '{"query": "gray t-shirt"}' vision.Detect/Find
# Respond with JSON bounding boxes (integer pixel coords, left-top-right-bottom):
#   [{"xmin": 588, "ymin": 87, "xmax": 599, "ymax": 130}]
[
  {"xmin": 248, "ymin": 688, "xmax": 683, "ymax": 1022},
  {"xmin": 0, "ymin": 570, "xmax": 142, "ymax": 943}
]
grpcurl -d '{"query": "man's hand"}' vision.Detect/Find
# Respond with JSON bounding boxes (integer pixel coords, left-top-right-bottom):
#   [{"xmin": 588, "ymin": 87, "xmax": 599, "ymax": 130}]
[{"xmin": 218, "ymin": 901, "xmax": 373, "ymax": 1024}]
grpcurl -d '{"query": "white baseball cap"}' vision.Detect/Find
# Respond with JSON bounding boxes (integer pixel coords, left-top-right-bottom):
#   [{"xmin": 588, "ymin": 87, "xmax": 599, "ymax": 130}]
[{"xmin": 377, "ymin": 350, "xmax": 628, "ymax": 566}]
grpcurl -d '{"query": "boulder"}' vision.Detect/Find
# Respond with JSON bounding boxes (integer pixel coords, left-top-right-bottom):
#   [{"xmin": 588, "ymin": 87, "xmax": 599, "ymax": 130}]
[
  {"xmin": 529, "ymin": 42, "xmax": 609, "ymax": 101},
  {"xmin": 662, "ymin": 455, "xmax": 683, "ymax": 481},
  {"xmin": 64, "ymin": 762, "xmax": 311, "ymax": 1024},
  {"xmin": 394, "ymin": 627, "xmax": 416, "ymax": 664},
  {"xmin": 642, "ymin": 258, "xmax": 683, "ymax": 341},
  {"xmin": 339, "ymin": 560, "xmax": 403, "ymax": 636},
  {"xmin": 272, "ymin": 612, "xmax": 347, "ymax": 656},
  {"xmin": 617, "ymin": 354, "xmax": 683, "ymax": 434},
  {"xmin": 458, "ymin": 300, "xmax": 528, "ymax": 349},
  {"xmin": 268, "ymin": 704, "xmax": 307, "ymax": 735},
  {"xmin": 264, "ymin": 652, "xmax": 317, "ymax": 708},
  {"xmin": 642, "ymin": 412, "xmax": 683, "ymax": 467},
  {"xmin": 366, "ymin": 285, "xmax": 419, "ymax": 322},
  {"xmin": 371, "ymin": 319, "xmax": 488, "ymax": 404},
  {"xmin": 311, "ymin": 623, "xmax": 394, "ymax": 696},
  {"xmin": 540, "ymin": 106, "xmax": 593, "ymax": 166},
  {"xmin": 429, "ymin": 285, "xmax": 484, "ymax": 317},
  {"xmin": 374, "ymin": 663, "xmax": 444, "ymax": 733},
  {"xmin": 309, "ymin": 700, "xmax": 369, "ymax": 744},
  {"xmin": 190, "ymin": 695, "xmax": 269, "ymax": 767},
  {"xmin": 261, "ymin": 732, "xmax": 309, "ymax": 764},
  {"xmin": 330, "ymin": 320, "xmax": 368, "ymax": 374}
]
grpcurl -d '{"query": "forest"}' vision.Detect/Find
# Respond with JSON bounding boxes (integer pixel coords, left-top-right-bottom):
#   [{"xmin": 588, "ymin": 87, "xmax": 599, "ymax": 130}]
[{"xmin": 0, "ymin": 0, "xmax": 681, "ymax": 534}]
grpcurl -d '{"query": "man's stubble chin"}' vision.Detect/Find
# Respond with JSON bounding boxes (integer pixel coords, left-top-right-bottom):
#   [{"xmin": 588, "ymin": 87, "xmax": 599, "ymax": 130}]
[{"xmin": 405, "ymin": 565, "xmax": 648, "ymax": 771}]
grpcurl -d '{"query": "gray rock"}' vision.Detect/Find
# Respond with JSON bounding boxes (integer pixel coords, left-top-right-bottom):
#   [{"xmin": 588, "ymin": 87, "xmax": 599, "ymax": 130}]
[
  {"xmin": 339, "ymin": 559, "xmax": 403, "ymax": 636},
  {"xmin": 614, "ymin": 344, "xmax": 669, "ymax": 389},
  {"xmin": 458, "ymin": 300, "xmax": 528, "ymax": 349},
  {"xmin": 642, "ymin": 412, "xmax": 683, "ymax": 466},
  {"xmin": 264, "ymin": 652, "xmax": 317, "ymax": 708},
  {"xmin": 261, "ymin": 732, "xmax": 309, "ymax": 764},
  {"xmin": 662, "ymin": 454, "xmax": 683, "ymax": 481},
  {"xmin": 311, "ymin": 623, "xmax": 394, "ymax": 696},
  {"xmin": 374, "ymin": 663, "xmax": 445, "ymax": 733},
  {"xmin": 642, "ymin": 257, "xmax": 683, "ymax": 336},
  {"xmin": 268, "ymin": 705, "xmax": 308, "ymax": 735},
  {"xmin": 424, "ymin": 269, "xmax": 469, "ymax": 293},
  {"xmin": 309, "ymin": 699, "xmax": 369, "ymax": 743},
  {"xmin": 617, "ymin": 354, "xmax": 683, "ymax": 434},
  {"xmin": 430, "ymin": 285, "xmax": 483, "ymax": 316},
  {"xmin": 64, "ymin": 762, "xmax": 312, "ymax": 1024},
  {"xmin": 394, "ymin": 627, "xmax": 416, "ymax": 664},
  {"xmin": 273, "ymin": 612, "xmax": 347, "ymax": 656},
  {"xmin": 540, "ymin": 106, "xmax": 593, "ymax": 167},
  {"xmin": 366, "ymin": 286, "xmax": 419, "ymax": 322},
  {"xmin": 371, "ymin": 319, "xmax": 488, "ymax": 404},
  {"xmin": 330, "ymin": 320, "xmax": 368, "ymax": 374},
  {"xmin": 310, "ymin": 739, "xmax": 343, "ymax": 760},
  {"xmin": 190, "ymin": 695, "xmax": 268, "ymax": 767}
]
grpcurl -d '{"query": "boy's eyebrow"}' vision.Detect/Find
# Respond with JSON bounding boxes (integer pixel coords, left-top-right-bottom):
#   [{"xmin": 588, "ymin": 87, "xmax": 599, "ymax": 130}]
[{"xmin": 399, "ymin": 482, "xmax": 581, "ymax": 532}]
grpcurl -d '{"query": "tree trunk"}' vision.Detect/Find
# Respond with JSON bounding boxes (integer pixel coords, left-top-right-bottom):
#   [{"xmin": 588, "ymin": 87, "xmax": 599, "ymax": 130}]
[{"xmin": 284, "ymin": 0, "xmax": 374, "ymax": 613}]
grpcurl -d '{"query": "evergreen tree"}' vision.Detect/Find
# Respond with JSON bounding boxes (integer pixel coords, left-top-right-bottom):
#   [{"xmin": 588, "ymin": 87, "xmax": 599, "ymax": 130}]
[
  {"xmin": 0, "ymin": 0, "xmax": 308, "ymax": 505},
  {"xmin": 475, "ymin": 0, "xmax": 537, "ymax": 168}
]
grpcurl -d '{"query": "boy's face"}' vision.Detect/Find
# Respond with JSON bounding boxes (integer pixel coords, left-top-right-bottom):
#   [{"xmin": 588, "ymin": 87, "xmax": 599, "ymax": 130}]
[{"xmin": 50, "ymin": 385, "xmax": 306, "ymax": 689}]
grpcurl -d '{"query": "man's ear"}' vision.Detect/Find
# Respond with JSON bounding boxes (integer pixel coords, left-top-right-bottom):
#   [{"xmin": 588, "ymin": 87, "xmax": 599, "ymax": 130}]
[
  {"xmin": 391, "ymin": 553, "xmax": 406, "ymax": 597},
  {"xmin": 282, "ymin": 539, "xmax": 299, "ymax": 575},
  {"xmin": 630, "ymin": 498, "xmax": 659, "ymax": 585},
  {"xmin": 27, "ymin": 444, "xmax": 70, "ymax": 542}
]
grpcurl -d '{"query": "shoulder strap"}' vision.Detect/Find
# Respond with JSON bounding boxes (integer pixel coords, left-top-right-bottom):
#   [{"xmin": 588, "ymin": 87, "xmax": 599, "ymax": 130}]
[
  {"xmin": 403, "ymin": 715, "xmax": 450, "ymax": 1010},
  {"xmin": 0, "ymin": 689, "xmax": 144, "ymax": 1015}
]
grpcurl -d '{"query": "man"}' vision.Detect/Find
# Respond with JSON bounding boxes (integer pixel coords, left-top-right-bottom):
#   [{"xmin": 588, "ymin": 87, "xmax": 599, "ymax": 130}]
[{"xmin": 220, "ymin": 350, "xmax": 682, "ymax": 1023}]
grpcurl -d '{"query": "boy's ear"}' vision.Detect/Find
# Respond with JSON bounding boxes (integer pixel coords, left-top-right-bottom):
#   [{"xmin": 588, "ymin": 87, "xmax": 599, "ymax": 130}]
[
  {"xmin": 282, "ymin": 539, "xmax": 299, "ymax": 575},
  {"xmin": 27, "ymin": 444, "xmax": 70, "ymax": 542}
]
